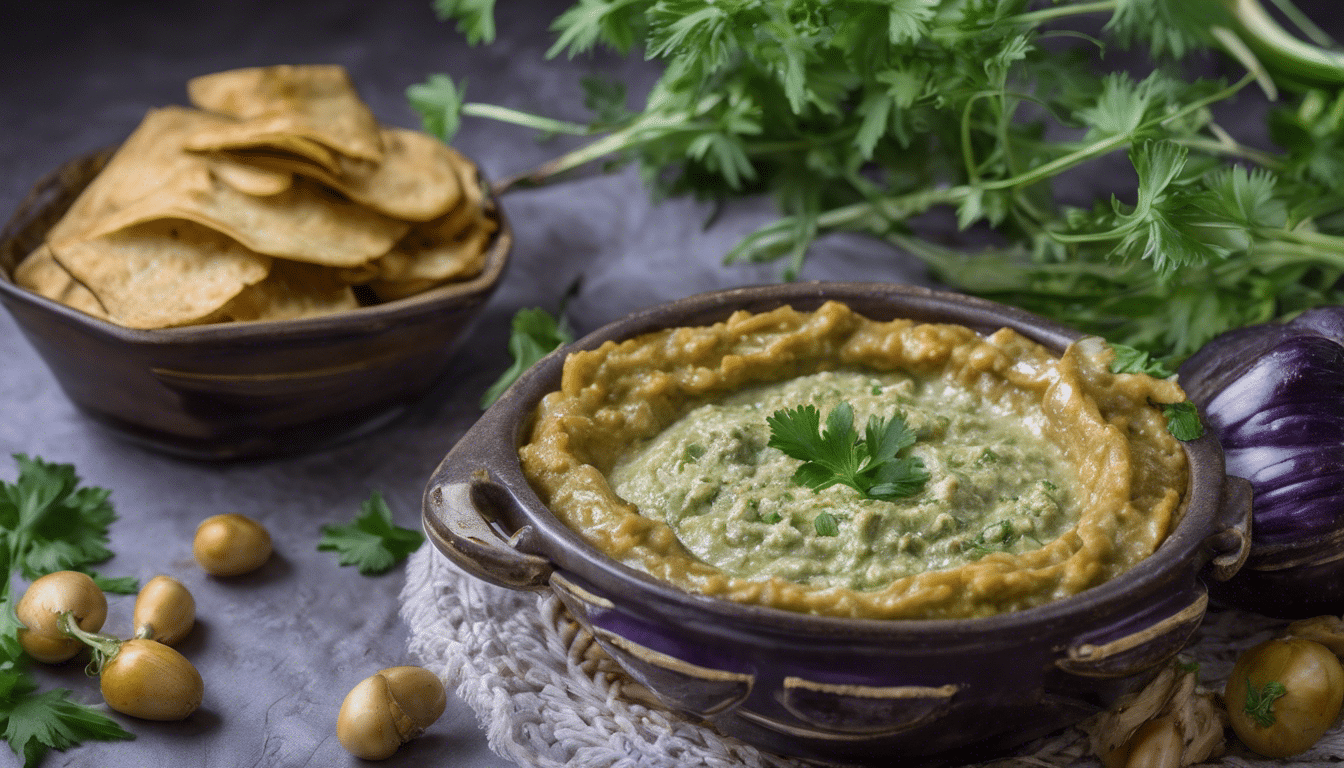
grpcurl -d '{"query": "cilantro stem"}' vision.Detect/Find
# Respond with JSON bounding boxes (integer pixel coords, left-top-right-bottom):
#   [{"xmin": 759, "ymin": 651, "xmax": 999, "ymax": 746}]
[
  {"xmin": 461, "ymin": 103, "xmax": 592, "ymax": 136},
  {"xmin": 1004, "ymin": 1, "xmax": 1118, "ymax": 27}
]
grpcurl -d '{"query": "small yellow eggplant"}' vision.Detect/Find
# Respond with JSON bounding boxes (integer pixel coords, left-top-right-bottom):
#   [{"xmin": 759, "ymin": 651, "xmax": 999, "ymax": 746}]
[
  {"xmin": 99, "ymin": 638, "xmax": 204, "ymax": 721},
  {"xmin": 337, "ymin": 666, "xmax": 446, "ymax": 760},
  {"xmin": 193, "ymin": 513, "xmax": 272, "ymax": 576},
  {"xmin": 133, "ymin": 575, "xmax": 195, "ymax": 646},
  {"xmin": 16, "ymin": 571, "xmax": 107, "ymax": 663}
]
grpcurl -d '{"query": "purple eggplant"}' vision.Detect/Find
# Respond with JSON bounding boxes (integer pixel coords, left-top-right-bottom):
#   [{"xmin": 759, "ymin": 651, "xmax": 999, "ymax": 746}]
[{"xmin": 1179, "ymin": 307, "xmax": 1344, "ymax": 617}]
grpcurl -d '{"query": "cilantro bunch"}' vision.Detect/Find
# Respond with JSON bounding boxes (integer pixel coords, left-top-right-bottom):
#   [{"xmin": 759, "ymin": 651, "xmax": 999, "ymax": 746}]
[
  {"xmin": 766, "ymin": 402, "xmax": 928, "ymax": 502},
  {"xmin": 416, "ymin": 0, "xmax": 1344, "ymax": 363},
  {"xmin": 0, "ymin": 455, "xmax": 135, "ymax": 767}
]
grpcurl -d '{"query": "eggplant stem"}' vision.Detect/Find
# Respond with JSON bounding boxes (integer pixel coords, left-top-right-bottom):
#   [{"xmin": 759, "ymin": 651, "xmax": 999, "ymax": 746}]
[{"xmin": 57, "ymin": 610, "xmax": 123, "ymax": 674}]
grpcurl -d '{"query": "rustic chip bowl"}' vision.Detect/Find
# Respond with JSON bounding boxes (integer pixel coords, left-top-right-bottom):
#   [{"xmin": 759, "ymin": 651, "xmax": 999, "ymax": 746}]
[
  {"xmin": 0, "ymin": 149, "xmax": 510, "ymax": 460},
  {"xmin": 423, "ymin": 282, "xmax": 1251, "ymax": 766}
]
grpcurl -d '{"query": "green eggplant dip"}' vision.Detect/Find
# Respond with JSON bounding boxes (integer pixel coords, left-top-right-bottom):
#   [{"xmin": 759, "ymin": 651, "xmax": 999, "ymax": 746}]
[
  {"xmin": 520, "ymin": 301, "xmax": 1190, "ymax": 620},
  {"xmin": 607, "ymin": 369, "xmax": 1075, "ymax": 591}
]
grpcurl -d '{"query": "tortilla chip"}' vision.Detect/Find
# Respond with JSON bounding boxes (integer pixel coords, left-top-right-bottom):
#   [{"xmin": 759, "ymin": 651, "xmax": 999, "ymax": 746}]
[
  {"xmin": 204, "ymin": 127, "xmax": 464, "ymax": 222},
  {"xmin": 83, "ymin": 162, "xmax": 409, "ymax": 268},
  {"xmin": 185, "ymin": 129, "xmax": 343, "ymax": 176},
  {"xmin": 50, "ymin": 220, "xmax": 271, "ymax": 329},
  {"xmin": 208, "ymin": 158, "xmax": 292, "ymax": 196},
  {"xmin": 47, "ymin": 106, "xmax": 205, "ymax": 248},
  {"xmin": 209, "ymin": 259, "xmax": 358, "ymax": 322},
  {"xmin": 186, "ymin": 65, "xmax": 383, "ymax": 164},
  {"xmin": 13, "ymin": 245, "xmax": 112, "ymax": 321}
]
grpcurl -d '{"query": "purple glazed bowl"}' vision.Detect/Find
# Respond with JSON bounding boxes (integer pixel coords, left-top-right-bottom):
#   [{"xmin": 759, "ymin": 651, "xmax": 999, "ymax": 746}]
[
  {"xmin": 422, "ymin": 282, "xmax": 1251, "ymax": 766},
  {"xmin": 0, "ymin": 148, "xmax": 510, "ymax": 460}
]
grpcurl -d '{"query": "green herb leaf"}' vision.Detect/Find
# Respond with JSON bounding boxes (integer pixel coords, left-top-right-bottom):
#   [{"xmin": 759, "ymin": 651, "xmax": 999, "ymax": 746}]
[
  {"xmin": 432, "ymin": 0, "xmax": 496, "ymax": 44},
  {"xmin": 1244, "ymin": 678, "xmax": 1288, "ymax": 728},
  {"xmin": 1163, "ymin": 401, "xmax": 1205, "ymax": 441},
  {"xmin": 318, "ymin": 492, "xmax": 425, "ymax": 576},
  {"xmin": 0, "ymin": 457, "xmax": 138, "ymax": 764},
  {"xmin": 0, "ymin": 678, "xmax": 135, "ymax": 768},
  {"xmin": 814, "ymin": 512, "xmax": 840, "ymax": 537},
  {"xmin": 0, "ymin": 455, "xmax": 119, "ymax": 583},
  {"xmin": 428, "ymin": 0, "xmax": 1344, "ymax": 361},
  {"xmin": 1110, "ymin": 344, "xmax": 1175, "ymax": 378},
  {"xmin": 480, "ymin": 307, "xmax": 575, "ymax": 408},
  {"xmin": 766, "ymin": 402, "xmax": 928, "ymax": 514},
  {"xmin": 406, "ymin": 74, "xmax": 466, "ymax": 142}
]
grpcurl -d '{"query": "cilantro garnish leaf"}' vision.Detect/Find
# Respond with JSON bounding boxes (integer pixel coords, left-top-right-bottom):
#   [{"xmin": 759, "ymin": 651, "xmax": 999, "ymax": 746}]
[
  {"xmin": 406, "ymin": 73, "xmax": 466, "ymax": 143},
  {"xmin": 1109, "ymin": 344, "xmax": 1175, "ymax": 378},
  {"xmin": 432, "ymin": 0, "xmax": 496, "ymax": 45},
  {"xmin": 1243, "ymin": 678, "xmax": 1288, "ymax": 728},
  {"xmin": 766, "ymin": 403, "xmax": 928, "ymax": 508},
  {"xmin": 1163, "ymin": 401, "xmax": 1205, "ymax": 441},
  {"xmin": 1, "ymin": 681, "xmax": 134, "ymax": 768},
  {"xmin": 480, "ymin": 307, "xmax": 575, "ymax": 408},
  {"xmin": 319, "ymin": 492, "xmax": 425, "ymax": 576},
  {"xmin": 813, "ymin": 512, "xmax": 840, "ymax": 537},
  {"xmin": 0, "ymin": 455, "xmax": 118, "ymax": 582}
]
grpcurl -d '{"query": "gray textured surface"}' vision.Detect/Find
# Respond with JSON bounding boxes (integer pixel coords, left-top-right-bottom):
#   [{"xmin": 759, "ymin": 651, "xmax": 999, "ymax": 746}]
[{"xmin": 0, "ymin": 2, "xmax": 921, "ymax": 766}]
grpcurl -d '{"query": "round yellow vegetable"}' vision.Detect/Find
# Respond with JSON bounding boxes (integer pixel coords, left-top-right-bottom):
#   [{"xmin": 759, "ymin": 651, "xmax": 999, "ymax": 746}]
[
  {"xmin": 193, "ymin": 513, "xmax": 272, "ymax": 576},
  {"xmin": 99, "ymin": 638, "xmax": 204, "ymax": 721},
  {"xmin": 133, "ymin": 575, "xmax": 195, "ymax": 646},
  {"xmin": 337, "ymin": 666, "xmax": 446, "ymax": 760},
  {"xmin": 16, "ymin": 570, "xmax": 107, "ymax": 663},
  {"xmin": 1225, "ymin": 637, "xmax": 1344, "ymax": 758}
]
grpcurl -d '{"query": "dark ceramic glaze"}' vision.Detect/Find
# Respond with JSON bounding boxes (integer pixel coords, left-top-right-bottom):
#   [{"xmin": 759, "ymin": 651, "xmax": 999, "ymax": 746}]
[
  {"xmin": 422, "ymin": 283, "xmax": 1251, "ymax": 766},
  {"xmin": 0, "ymin": 149, "xmax": 510, "ymax": 460}
]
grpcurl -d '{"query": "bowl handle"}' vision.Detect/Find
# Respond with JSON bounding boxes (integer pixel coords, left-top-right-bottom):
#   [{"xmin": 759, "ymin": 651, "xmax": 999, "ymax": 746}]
[
  {"xmin": 423, "ymin": 473, "xmax": 553, "ymax": 591},
  {"xmin": 1203, "ymin": 475, "xmax": 1253, "ymax": 582}
]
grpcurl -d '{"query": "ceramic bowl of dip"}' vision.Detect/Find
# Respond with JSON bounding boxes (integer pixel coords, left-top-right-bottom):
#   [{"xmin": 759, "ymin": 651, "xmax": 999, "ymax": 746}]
[
  {"xmin": 0, "ymin": 149, "xmax": 510, "ymax": 460},
  {"xmin": 422, "ymin": 282, "xmax": 1250, "ymax": 765}
]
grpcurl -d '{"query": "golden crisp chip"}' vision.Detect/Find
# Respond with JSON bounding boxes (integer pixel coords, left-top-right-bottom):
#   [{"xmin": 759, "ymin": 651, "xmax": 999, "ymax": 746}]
[
  {"xmin": 50, "ymin": 220, "xmax": 271, "ymax": 329},
  {"xmin": 47, "ymin": 107, "xmax": 205, "ymax": 248},
  {"xmin": 82, "ymin": 162, "xmax": 409, "ymax": 268},
  {"xmin": 208, "ymin": 158, "xmax": 292, "ymax": 196},
  {"xmin": 13, "ymin": 245, "xmax": 112, "ymax": 321},
  {"xmin": 210, "ymin": 259, "xmax": 358, "ymax": 322},
  {"xmin": 186, "ymin": 65, "xmax": 383, "ymax": 164},
  {"xmin": 378, "ymin": 209, "xmax": 496, "ymax": 282},
  {"xmin": 204, "ymin": 127, "xmax": 464, "ymax": 222}
]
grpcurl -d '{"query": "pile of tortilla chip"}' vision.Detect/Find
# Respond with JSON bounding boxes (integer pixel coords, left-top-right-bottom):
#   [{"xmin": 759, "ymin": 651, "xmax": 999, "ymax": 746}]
[{"xmin": 15, "ymin": 65, "xmax": 498, "ymax": 329}]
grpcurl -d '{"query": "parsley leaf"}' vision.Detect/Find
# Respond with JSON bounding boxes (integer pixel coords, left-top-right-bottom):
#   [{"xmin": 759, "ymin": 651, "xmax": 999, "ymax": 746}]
[
  {"xmin": 766, "ymin": 403, "xmax": 928, "ymax": 507},
  {"xmin": 406, "ymin": 73, "xmax": 466, "ymax": 143},
  {"xmin": 1163, "ymin": 401, "xmax": 1205, "ymax": 441},
  {"xmin": 0, "ymin": 455, "xmax": 119, "ymax": 582},
  {"xmin": 1110, "ymin": 344, "xmax": 1175, "ymax": 378},
  {"xmin": 428, "ymin": 0, "xmax": 1344, "ymax": 362},
  {"xmin": 480, "ymin": 307, "xmax": 575, "ymax": 408},
  {"xmin": 0, "ymin": 676, "xmax": 134, "ymax": 768},
  {"xmin": 0, "ymin": 456, "xmax": 136, "ymax": 766},
  {"xmin": 432, "ymin": 0, "xmax": 496, "ymax": 45},
  {"xmin": 319, "ymin": 492, "xmax": 425, "ymax": 576},
  {"xmin": 1243, "ymin": 678, "xmax": 1288, "ymax": 728}
]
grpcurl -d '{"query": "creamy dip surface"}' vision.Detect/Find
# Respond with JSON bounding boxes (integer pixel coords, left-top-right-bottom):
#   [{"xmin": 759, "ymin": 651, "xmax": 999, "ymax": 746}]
[
  {"xmin": 609, "ymin": 370, "xmax": 1076, "ymax": 591},
  {"xmin": 519, "ymin": 301, "xmax": 1190, "ymax": 620}
]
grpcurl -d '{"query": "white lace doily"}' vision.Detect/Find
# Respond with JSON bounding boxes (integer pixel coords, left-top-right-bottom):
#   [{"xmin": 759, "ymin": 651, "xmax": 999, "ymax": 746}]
[{"xmin": 400, "ymin": 547, "xmax": 1344, "ymax": 767}]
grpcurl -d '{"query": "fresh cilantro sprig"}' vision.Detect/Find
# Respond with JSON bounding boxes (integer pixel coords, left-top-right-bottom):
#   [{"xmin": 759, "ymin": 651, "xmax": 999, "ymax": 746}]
[
  {"xmin": 1107, "ymin": 343, "xmax": 1206, "ymax": 441},
  {"xmin": 423, "ymin": 0, "xmax": 1344, "ymax": 361},
  {"xmin": 1109, "ymin": 343, "xmax": 1176, "ymax": 378},
  {"xmin": 0, "ymin": 664, "xmax": 134, "ymax": 768},
  {"xmin": 319, "ymin": 492, "xmax": 425, "ymax": 576},
  {"xmin": 1243, "ymin": 678, "xmax": 1288, "ymax": 728},
  {"xmin": 766, "ymin": 403, "xmax": 929, "ymax": 504},
  {"xmin": 480, "ymin": 306, "xmax": 575, "ymax": 408},
  {"xmin": 0, "ymin": 455, "xmax": 137, "ymax": 766}
]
